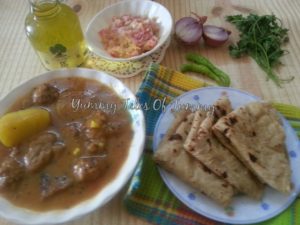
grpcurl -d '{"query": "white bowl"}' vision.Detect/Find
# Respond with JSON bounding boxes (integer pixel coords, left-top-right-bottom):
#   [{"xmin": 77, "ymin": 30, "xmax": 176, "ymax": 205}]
[
  {"xmin": 0, "ymin": 68, "xmax": 145, "ymax": 224},
  {"xmin": 85, "ymin": 0, "xmax": 173, "ymax": 62}
]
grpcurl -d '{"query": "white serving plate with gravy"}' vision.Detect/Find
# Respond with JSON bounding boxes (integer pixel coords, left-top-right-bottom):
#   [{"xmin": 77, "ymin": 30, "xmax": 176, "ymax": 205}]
[{"xmin": 0, "ymin": 68, "xmax": 145, "ymax": 224}]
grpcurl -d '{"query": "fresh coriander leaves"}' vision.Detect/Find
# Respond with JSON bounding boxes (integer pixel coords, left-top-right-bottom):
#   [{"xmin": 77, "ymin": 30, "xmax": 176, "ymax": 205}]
[{"xmin": 226, "ymin": 14, "xmax": 293, "ymax": 87}]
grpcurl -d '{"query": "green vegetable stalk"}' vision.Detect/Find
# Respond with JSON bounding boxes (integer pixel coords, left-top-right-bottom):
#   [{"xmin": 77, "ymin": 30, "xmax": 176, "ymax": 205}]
[
  {"xmin": 180, "ymin": 53, "xmax": 231, "ymax": 87},
  {"xmin": 226, "ymin": 14, "xmax": 294, "ymax": 87}
]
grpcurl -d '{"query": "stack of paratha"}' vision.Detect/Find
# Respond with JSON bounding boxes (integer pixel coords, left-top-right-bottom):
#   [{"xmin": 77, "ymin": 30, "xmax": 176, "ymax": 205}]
[{"xmin": 154, "ymin": 95, "xmax": 291, "ymax": 206}]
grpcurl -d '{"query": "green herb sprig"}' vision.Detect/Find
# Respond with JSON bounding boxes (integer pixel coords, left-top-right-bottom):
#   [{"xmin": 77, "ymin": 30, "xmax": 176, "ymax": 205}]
[{"xmin": 226, "ymin": 14, "xmax": 294, "ymax": 87}]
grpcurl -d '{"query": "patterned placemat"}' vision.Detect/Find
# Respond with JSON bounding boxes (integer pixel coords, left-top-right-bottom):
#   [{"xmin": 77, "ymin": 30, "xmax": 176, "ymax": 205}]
[{"xmin": 83, "ymin": 38, "xmax": 171, "ymax": 78}]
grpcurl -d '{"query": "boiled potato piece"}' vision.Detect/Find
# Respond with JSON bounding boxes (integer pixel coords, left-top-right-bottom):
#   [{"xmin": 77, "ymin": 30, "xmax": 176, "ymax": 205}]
[{"xmin": 0, "ymin": 108, "xmax": 51, "ymax": 147}]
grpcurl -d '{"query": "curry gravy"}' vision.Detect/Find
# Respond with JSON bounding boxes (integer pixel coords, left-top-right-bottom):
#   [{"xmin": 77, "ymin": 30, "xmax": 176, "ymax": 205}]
[{"xmin": 0, "ymin": 77, "xmax": 133, "ymax": 211}]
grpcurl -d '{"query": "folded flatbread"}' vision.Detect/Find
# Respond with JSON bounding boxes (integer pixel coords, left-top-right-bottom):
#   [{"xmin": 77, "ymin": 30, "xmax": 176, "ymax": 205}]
[
  {"xmin": 153, "ymin": 110, "xmax": 234, "ymax": 206},
  {"xmin": 184, "ymin": 96, "xmax": 264, "ymax": 199},
  {"xmin": 213, "ymin": 95, "xmax": 233, "ymax": 119},
  {"xmin": 184, "ymin": 96, "xmax": 232, "ymax": 151},
  {"xmin": 213, "ymin": 101, "xmax": 291, "ymax": 193}
]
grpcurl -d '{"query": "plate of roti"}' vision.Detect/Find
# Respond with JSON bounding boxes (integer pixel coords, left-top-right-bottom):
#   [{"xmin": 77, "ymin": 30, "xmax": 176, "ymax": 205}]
[{"xmin": 153, "ymin": 87, "xmax": 300, "ymax": 224}]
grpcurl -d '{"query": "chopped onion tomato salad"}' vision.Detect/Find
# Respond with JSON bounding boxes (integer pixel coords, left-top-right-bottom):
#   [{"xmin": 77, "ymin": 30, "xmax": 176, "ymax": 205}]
[{"xmin": 98, "ymin": 15, "xmax": 160, "ymax": 58}]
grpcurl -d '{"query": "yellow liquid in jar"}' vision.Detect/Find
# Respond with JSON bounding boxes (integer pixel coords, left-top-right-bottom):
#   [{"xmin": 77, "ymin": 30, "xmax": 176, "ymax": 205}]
[{"xmin": 25, "ymin": 2, "xmax": 87, "ymax": 70}]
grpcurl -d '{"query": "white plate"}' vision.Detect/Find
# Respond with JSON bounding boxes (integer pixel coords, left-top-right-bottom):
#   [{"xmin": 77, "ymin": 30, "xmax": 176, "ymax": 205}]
[
  {"xmin": 153, "ymin": 87, "xmax": 300, "ymax": 224},
  {"xmin": 0, "ymin": 68, "xmax": 145, "ymax": 224}
]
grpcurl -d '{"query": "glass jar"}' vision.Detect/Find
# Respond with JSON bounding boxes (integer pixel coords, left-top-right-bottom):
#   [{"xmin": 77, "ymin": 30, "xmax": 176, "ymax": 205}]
[{"xmin": 25, "ymin": 0, "xmax": 87, "ymax": 70}]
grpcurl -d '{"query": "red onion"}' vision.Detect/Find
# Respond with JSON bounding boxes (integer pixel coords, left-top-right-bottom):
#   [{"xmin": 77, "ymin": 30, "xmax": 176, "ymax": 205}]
[
  {"xmin": 203, "ymin": 25, "xmax": 231, "ymax": 47},
  {"xmin": 175, "ymin": 15, "xmax": 207, "ymax": 45}
]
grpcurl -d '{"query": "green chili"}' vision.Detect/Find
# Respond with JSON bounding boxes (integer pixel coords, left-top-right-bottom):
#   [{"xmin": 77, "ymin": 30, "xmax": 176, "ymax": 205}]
[
  {"xmin": 180, "ymin": 63, "xmax": 225, "ymax": 86},
  {"xmin": 185, "ymin": 53, "xmax": 231, "ymax": 86}
]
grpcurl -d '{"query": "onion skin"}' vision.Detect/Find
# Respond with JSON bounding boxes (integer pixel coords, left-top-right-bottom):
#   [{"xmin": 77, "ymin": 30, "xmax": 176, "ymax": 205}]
[
  {"xmin": 175, "ymin": 16, "xmax": 207, "ymax": 45},
  {"xmin": 203, "ymin": 25, "xmax": 231, "ymax": 47}
]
